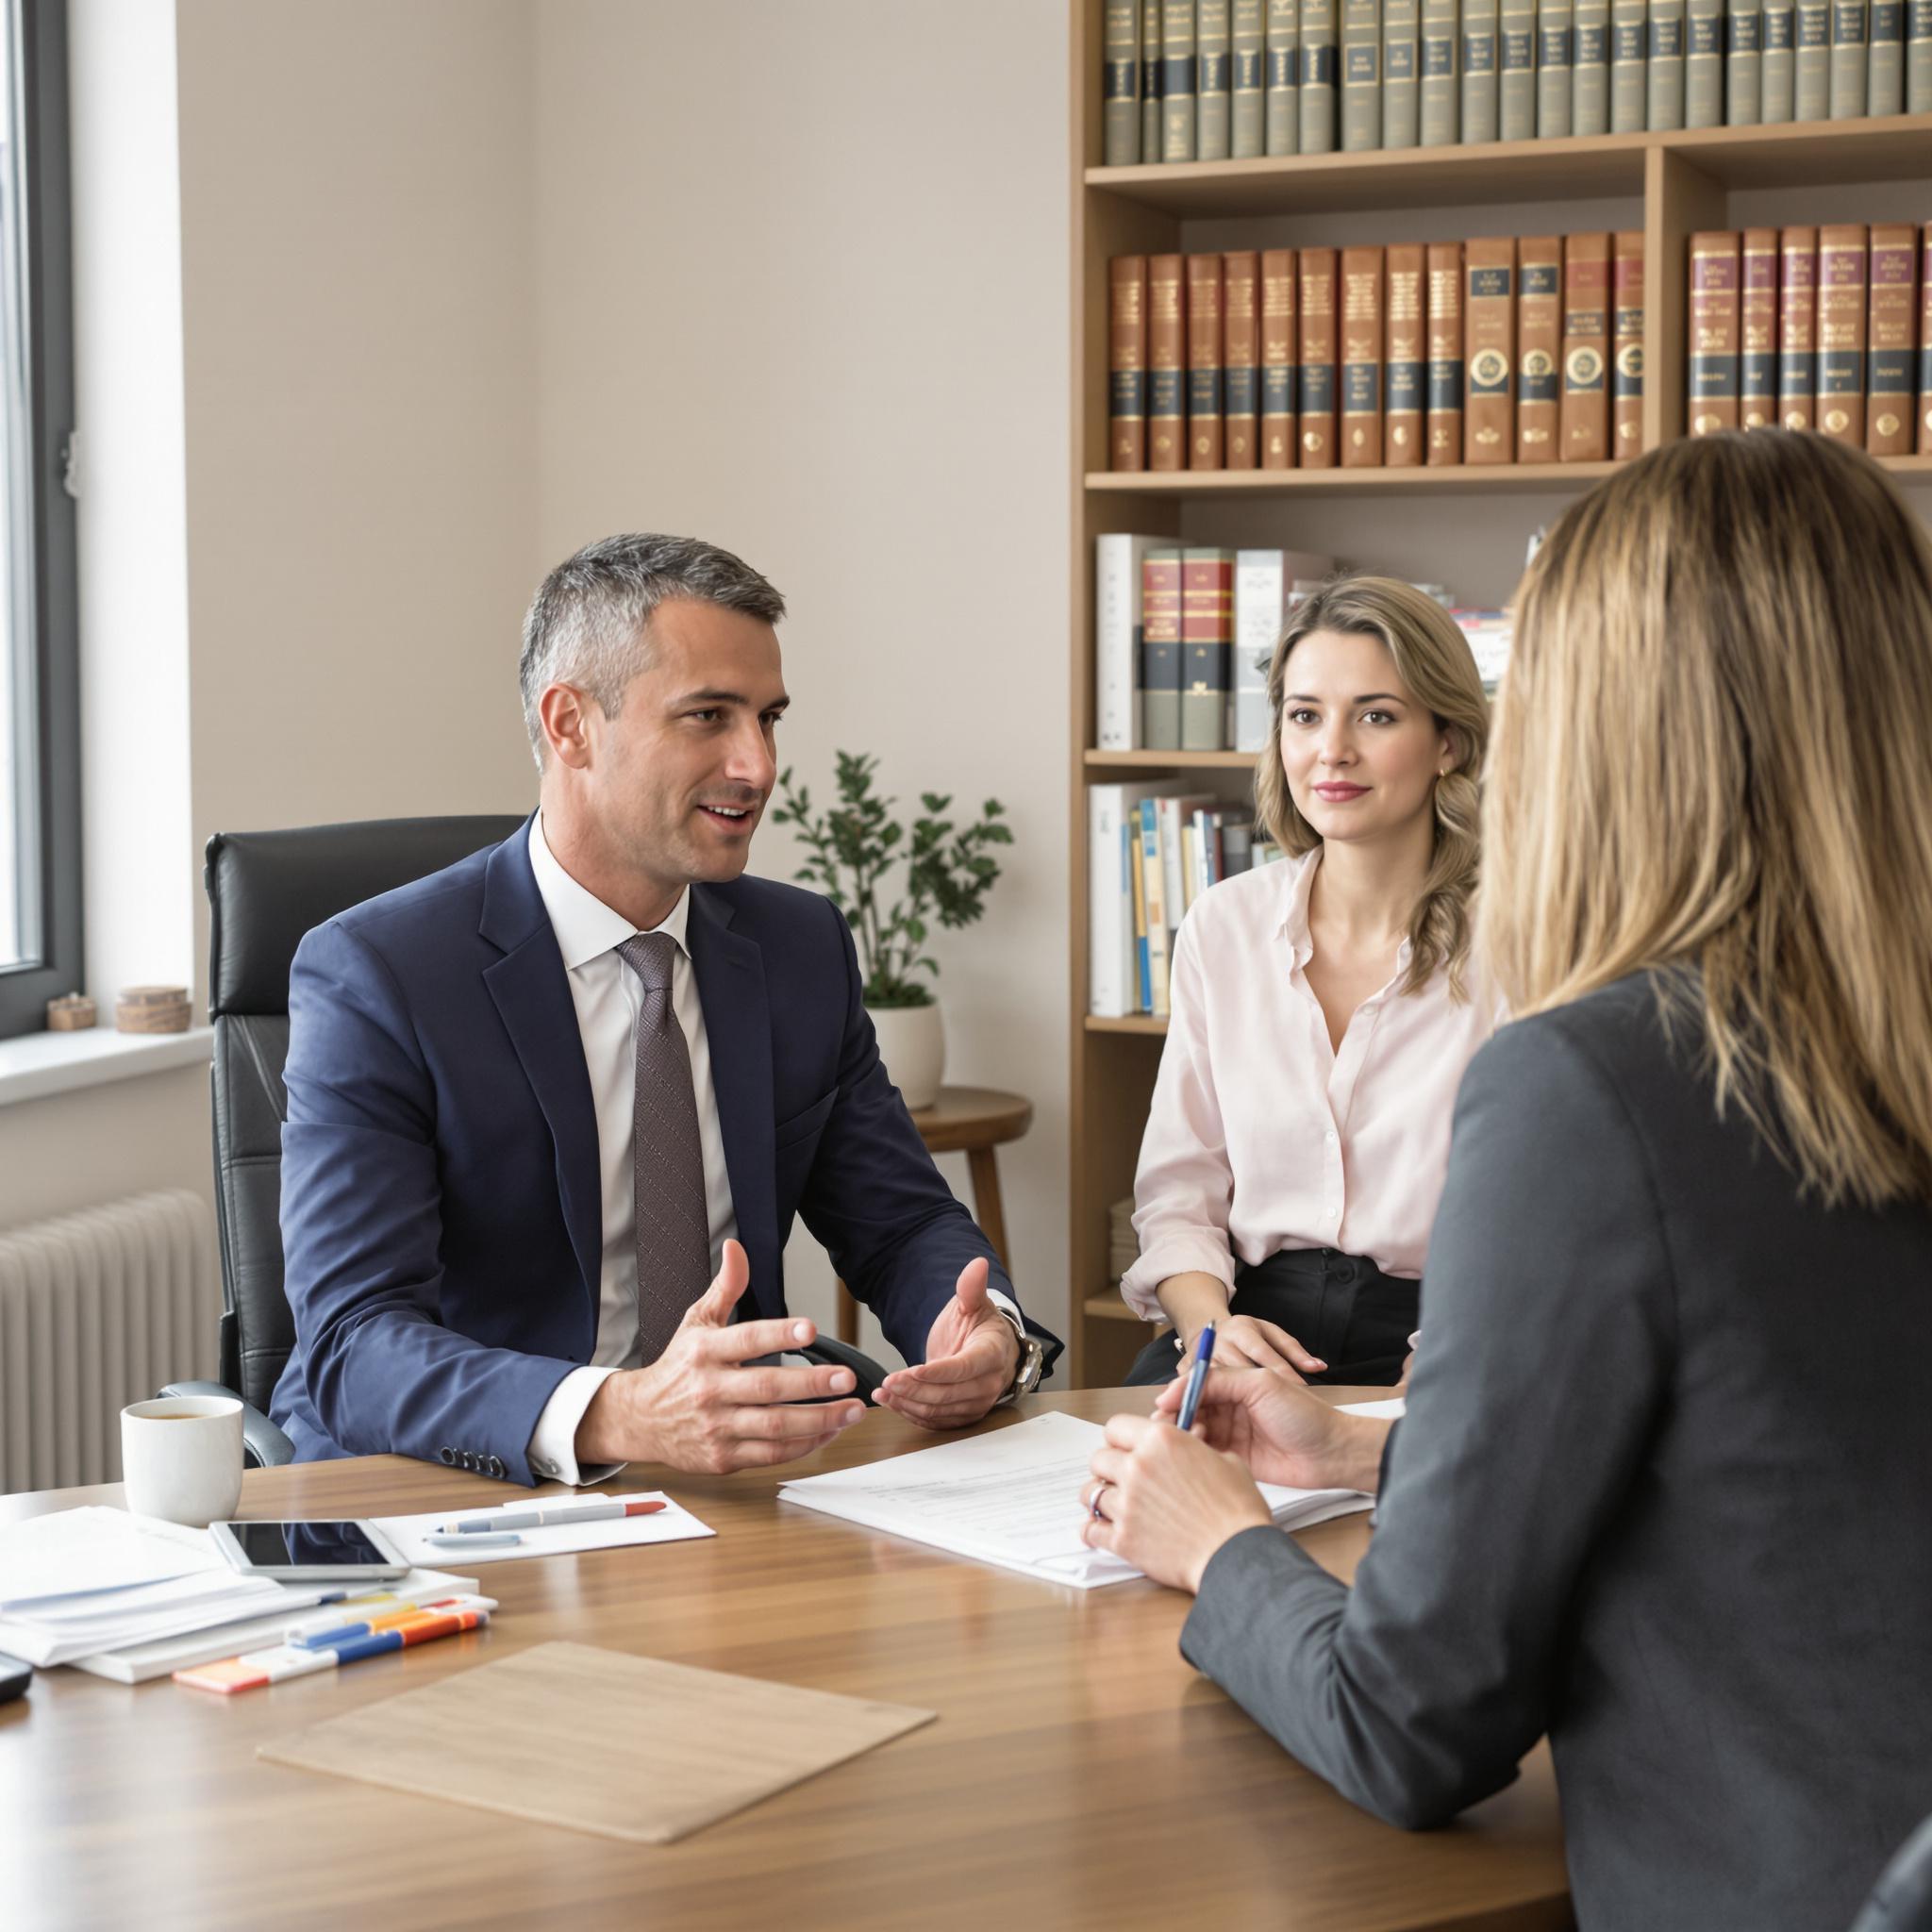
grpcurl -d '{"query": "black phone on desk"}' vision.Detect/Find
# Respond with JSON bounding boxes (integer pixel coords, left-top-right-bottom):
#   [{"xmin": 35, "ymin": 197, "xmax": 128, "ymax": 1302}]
[{"xmin": 0, "ymin": 1652, "xmax": 31, "ymax": 1705}]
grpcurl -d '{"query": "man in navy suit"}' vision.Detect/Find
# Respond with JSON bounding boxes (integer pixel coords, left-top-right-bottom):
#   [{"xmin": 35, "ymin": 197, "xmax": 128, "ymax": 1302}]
[{"xmin": 273, "ymin": 533, "xmax": 1058, "ymax": 1486}]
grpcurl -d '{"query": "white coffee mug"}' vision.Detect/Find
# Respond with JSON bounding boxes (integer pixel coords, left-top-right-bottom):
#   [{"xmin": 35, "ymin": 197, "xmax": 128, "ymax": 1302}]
[{"xmin": 120, "ymin": 1395, "xmax": 244, "ymax": 1527}]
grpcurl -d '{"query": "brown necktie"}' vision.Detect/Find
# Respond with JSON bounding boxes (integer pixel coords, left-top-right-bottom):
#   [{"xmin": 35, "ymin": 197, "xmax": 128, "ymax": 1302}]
[{"xmin": 615, "ymin": 932, "xmax": 712, "ymax": 1362}]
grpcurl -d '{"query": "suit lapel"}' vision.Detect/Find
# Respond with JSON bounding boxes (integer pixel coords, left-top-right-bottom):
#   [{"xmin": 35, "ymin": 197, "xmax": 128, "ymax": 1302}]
[
  {"xmin": 479, "ymin": 828, "xmax": 604, "ymax": 1324},
  {"xmin": 689, "ymin": 889, "xmax": 778, "ymax": 1318}
]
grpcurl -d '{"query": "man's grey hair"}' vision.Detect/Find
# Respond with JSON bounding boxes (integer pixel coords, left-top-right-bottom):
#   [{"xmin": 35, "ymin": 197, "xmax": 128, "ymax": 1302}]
[{"xmin": 517, "ymin": 532, "xmax": 786, "ymax": 771}]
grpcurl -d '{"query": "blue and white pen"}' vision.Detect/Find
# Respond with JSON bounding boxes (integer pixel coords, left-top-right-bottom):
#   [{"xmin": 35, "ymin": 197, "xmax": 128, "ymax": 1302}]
[{"xmin": 1175, "ymin": 1324, "xmax": 1216, "ymax": 1432}]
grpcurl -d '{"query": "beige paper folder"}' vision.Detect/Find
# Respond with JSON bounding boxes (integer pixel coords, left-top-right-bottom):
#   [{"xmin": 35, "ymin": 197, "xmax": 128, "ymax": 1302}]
[{"xmin": 258, "ymin": 1640, "xmax": 936, "ymax": 1843}]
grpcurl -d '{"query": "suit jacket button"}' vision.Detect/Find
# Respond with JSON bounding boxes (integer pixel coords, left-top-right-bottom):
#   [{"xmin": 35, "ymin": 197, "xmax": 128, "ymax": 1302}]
[{"xmin": 439, "ymin": 1446, "xmax": 457, "ymax": 1466}]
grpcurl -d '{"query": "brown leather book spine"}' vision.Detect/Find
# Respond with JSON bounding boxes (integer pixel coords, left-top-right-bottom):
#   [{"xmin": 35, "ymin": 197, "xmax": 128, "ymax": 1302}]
[
  {"xmin": 1299, "ymin": 246, "xmax": 1339, "ymax": 468},
  {"xmin": 1818, "ymin": 224, "xmax": 1868, "ymax": 447},
  {"xmin": 1779, "ymin": 225, "xmax": 1817, "ymax": 432},
  {"xmin": 1612, "ymin": 230, "xmax": 1645, "ymax": 459},
  {"xmin": 1515, "ymin": 234, "xmax": 1561, "ymax": 462},
  {"xmin": 1187, "ymin": 253, "xmax": 1225, "ymax": 470},
  {"xmin": 1149, "ymin": 254, "xmax": 1187, "ymax": 472},
  {"xmin": 1465, "ymin": 236, "xmax": 1516, "ymax": 466},
  {"xmin": 1223, "ymin": 250, "xmax": 1261, "ymax": 468},
  {"xmin": 1109, "ymin": 256, "xmax": 1149, "ymax": 471},
  {"xmin": 1921, "ymin": 225, "xmax": 1932, "ymax": 456},
  {"xmin": 1426, "ymin": 241, "xmax": 1463, "ymax": 465},
  {"xmin": 1740, "ymin": 229, "xmax": 1778, "ymax": 431},
  {"xmin": 1385, "ymin": 242, "xmax": 1425, "ymax": 467},
  {"xmin": 1559, "ymin": 232, "xmax": 1611, "ymax": 461},
  {"xmin": 1866, "ymin": 223, "xmax": 1917, "ymax": 457},
  {"xmin": 1260, "ymin": 246, "xmax": 1299, "ymax": 469},
  {"xmin": 1816, "ymin": 223, "xmax": 1862, "ymax": 444},
  {"xmin": 1341, "ymin": 245, "xmax": 1385, "ymax": 467},
  {"xmin": 1689, "ymin": 231, "xmax": 1740, "ymax": 436}
]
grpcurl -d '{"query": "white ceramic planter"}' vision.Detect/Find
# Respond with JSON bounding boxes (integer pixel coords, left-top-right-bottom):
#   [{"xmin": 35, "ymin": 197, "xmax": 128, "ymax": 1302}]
[{"xmin": 868, "ymin": 1001, "xmax": 945, "ymax": 1111}]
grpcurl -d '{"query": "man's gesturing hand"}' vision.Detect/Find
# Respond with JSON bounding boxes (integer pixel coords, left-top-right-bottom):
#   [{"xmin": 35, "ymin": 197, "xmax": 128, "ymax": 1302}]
[
  {"xmin": 873, "ymin": 1256, "xmax": 1021, "ymax": 1430},
  {"xmin": 575, "ymin": 1240, "xmax": 867, "ymax": 1474}
]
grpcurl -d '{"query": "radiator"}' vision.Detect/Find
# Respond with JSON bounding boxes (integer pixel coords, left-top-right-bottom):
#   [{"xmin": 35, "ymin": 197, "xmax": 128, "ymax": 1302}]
[{"xmin": 0, "ymin": 1189, "xmax": 220, "ymax": 1494}]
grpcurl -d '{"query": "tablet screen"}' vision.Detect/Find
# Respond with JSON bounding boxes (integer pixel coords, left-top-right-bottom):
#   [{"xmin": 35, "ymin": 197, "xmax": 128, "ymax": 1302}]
[{"xmin": 225, "ymin": 1521, "xmax": 394, "ymax": 1568}]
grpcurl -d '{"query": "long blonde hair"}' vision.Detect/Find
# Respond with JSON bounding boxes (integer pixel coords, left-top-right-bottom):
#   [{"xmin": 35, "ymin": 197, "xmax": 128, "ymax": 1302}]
[
  {"xmin": 1485, "ymin": 430, "xmax": 1932, "ymax": 1208},
  {"xmin": 1255, "ymin": 574, "xmax": 1489, "ymax": 996}
]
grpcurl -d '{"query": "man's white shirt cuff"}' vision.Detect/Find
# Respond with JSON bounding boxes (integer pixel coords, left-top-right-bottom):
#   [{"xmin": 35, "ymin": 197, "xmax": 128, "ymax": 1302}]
[{"xmin": 527, "ymin": 1364, "xmax": 625, "ymax": 1487}]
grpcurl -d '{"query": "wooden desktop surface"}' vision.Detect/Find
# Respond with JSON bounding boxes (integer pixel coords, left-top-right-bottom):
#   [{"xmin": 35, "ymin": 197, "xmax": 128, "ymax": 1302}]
[{"xmin": 0, "ymin": 1388, "xmax": 1570, "ymax": 1932}]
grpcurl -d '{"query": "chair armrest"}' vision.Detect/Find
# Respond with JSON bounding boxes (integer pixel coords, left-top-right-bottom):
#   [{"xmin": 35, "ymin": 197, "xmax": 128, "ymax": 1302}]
[
  {"xmin": 800, "ymin": 1338, "xmax": 887, "ymax": 1404},
  {"xmin": 159, "ymin": 1380, "xmax": 296, "ymax": 1469}
]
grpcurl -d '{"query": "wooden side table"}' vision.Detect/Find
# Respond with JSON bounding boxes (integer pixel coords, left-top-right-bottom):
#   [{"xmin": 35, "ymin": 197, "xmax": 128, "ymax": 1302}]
[{"xmin": 836, "ymin": 1085, "xmax": 1034, "ymax": 1345}]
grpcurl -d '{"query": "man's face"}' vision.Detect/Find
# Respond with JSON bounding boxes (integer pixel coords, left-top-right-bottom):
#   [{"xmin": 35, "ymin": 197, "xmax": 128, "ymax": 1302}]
[{"xmin": 572, "ymin": 598, "xmax": 789, "ymax": 897}]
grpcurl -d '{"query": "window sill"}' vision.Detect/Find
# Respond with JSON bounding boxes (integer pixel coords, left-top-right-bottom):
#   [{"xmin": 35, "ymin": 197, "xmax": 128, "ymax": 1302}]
[{"xmin": 0, "ymin": 1024, "xmax": 211, "ymax": 1108}]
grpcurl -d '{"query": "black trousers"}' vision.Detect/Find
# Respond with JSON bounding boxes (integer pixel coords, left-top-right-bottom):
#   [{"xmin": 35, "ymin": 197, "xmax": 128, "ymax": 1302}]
[{"xmin": 1123, "ymin": 1246, "xmax": 1417, "ymax": 1387}]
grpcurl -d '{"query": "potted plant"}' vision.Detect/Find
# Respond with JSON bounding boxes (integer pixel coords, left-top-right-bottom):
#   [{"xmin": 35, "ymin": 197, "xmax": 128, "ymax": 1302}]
[{"xmin": 772, "ymin": 751, "xmax": 1013, "ymax": 1110}]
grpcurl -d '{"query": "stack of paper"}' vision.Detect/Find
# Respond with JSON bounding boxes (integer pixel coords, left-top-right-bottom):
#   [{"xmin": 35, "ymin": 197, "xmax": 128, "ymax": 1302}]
[
  {"xmin": 778, "ymin": 1411, "xmax": 1372, "ymax": 1590},
  {"xmin": 0, "ymin": 1508, "xmax": 290, "ymax": 1666},
  {"xmin": 0, "ymin": 1506, "xmax": 470, "ymax": 1674}
]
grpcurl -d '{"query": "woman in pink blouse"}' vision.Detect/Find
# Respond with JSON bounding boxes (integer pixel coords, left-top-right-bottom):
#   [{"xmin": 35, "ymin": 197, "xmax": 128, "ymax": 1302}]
[{"xmin": 1122, "ymin": 575, "xmax": 1495, "ymax": 1386}]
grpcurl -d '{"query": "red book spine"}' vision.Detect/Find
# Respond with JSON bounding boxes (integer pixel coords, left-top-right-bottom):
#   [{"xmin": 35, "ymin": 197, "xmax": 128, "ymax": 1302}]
[{"xmin": 1341, "ymin": 245, "xmax": 1385, "ymax": 467}]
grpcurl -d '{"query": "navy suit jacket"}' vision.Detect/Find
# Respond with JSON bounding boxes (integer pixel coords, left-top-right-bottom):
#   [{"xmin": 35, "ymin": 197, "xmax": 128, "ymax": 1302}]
[{"xmin": 271, "ymin": 821, "xmax": 1058, "ymax": 1484}]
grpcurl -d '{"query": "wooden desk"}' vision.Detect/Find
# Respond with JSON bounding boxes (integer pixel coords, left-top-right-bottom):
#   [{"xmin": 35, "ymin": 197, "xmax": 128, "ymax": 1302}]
[
  {"xmin": 836, "ymin": 1084, "xmax": 1035, "ymax": 1344},
  {"xmin": 0, "ymin": 1389, "xmax": 1569, "ymax": 1931}
]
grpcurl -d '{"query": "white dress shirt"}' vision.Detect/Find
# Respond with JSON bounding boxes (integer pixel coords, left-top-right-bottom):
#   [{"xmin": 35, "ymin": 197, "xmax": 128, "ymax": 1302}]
[
  {"xmin": 1121, "ymin": 846, "xmax": 1502, "ymax": 1322},
  {"xmin": 522, "ymin": 816, "xmax": 1023, "ymax": 1483},
  {"xmin": 525, "ymin": 815, "xmax": 739, "ymax": 1483}
]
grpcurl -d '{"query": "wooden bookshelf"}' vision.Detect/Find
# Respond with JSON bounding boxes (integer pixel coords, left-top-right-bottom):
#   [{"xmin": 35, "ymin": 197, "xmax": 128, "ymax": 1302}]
[{"xmin": 1064, "ymin": 0, "xmax": 1932, "ymax": 1386}]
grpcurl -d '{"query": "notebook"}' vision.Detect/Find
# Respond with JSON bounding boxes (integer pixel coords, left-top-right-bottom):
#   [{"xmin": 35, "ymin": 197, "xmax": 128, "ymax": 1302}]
[{"xmin": 258, "ymin": 1640, "xmax": 936, "ymax": 1843}]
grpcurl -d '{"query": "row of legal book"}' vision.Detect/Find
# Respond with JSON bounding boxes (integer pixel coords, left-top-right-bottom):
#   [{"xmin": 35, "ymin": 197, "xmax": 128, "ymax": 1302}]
[
  {"xmin": 1686, "ymin": 224, "xmax": 1932, "ymax": 451},
  {"xmin": 1108, "ymin": 237, "xmax": 1644, "ymax": 472},
  {"xmin": 1089, "ymin": 785, "xmax": 1281, "ymax": 1017},
  {"xmin": 1094, "ymin": 539, "xmax": 1513, "ymax": 754},
  {"xmin": 1101, "ymin": 0, "xmax": 1932, "ymax": 164}
]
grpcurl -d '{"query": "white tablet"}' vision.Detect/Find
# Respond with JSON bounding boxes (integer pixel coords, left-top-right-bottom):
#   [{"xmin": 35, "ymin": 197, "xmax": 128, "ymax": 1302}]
[{"xmin": 209, "ymin": 1518, "xmax": 411, "ymax": 1583}]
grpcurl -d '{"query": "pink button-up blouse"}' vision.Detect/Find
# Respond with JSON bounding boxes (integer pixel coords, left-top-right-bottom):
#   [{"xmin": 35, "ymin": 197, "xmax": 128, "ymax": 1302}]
[{"xmin": 1121, "ymin": 846, "xmax": 1502, "ymax": 1321}]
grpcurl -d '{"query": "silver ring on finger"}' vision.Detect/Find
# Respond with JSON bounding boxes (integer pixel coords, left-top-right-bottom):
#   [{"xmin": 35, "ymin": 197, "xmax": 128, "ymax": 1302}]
[{"xmin": 1090, "ymin": 1478, "xmax": 1112, "ymax": 1522}]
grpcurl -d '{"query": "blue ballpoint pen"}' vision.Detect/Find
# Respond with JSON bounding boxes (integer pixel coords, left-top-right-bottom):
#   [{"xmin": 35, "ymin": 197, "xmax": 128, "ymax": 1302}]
[{"xmin": 1175, "ymin": 1323, "xmax": 1216, "ymax": 1431}]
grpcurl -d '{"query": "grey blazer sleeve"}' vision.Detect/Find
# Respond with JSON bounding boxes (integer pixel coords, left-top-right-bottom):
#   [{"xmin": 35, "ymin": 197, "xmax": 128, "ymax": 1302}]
[{"xmin": 1179, "ymin": 1012, "xmax": 1679, "ymax": 1827}]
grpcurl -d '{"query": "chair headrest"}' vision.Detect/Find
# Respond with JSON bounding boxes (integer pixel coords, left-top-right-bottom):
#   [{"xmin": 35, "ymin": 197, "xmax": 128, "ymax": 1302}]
[{"xmin": 205, "ymin": 815, "xmax": 528, "ymax": 1016}]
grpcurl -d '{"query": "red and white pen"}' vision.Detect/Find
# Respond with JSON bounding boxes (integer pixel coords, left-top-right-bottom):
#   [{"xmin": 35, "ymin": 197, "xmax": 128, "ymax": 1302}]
[{"xmin": 435, "ymin": 1496, "xmax": 669, "ymax": 1535}]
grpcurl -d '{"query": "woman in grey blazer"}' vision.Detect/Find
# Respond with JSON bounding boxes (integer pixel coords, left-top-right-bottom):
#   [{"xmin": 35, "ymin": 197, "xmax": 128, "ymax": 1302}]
[{"xmin": 1079, "ymin": 430, "xmax": 1932, "ymax": 1932}]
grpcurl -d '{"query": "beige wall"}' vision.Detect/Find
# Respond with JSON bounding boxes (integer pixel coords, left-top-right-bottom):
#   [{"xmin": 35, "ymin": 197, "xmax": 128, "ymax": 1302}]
[
  {"xmin": 10, "ymin": 2, "xmax": 1074, "ymax": 1357},
  {"xmin": 529, "ymin": 1, "xmax": 1074, "ymax": 1352}
]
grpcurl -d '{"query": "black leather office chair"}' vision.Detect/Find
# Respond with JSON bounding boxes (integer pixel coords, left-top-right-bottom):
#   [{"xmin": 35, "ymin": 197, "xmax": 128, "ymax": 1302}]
[
  {"xmin": 163, "ymin": 815, "xmax": 887, "ymax": 1470},
  {"xmin": 1851, "ymin": 1814, "xmax": 1932, "ymax": 1932}
]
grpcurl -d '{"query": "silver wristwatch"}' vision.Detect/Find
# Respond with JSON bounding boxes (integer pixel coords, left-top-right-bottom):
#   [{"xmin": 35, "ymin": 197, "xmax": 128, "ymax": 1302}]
[{"xmin": 993, "ymin": 1328, "xmax": 1048, "ymax": 1407}]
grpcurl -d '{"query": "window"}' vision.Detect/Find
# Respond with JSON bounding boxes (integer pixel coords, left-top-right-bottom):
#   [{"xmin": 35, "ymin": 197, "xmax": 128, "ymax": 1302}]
[{"xmin": 0, "ymin": 0, "xmax": 77, "ymax": 1039}]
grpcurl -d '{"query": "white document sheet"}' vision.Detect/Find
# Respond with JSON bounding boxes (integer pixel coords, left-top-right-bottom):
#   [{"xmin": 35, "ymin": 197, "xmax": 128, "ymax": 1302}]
[
  {"xmin": 371, "ymin": 1491, "xmax": 714, "ymax": 1568},
  {"xmin": 0, "ymin": 1506, "xmax": 222, "ymax": 1607},
  {"xmin": 777, "ymin": 1411, "xmax": 1372, "ymax": 1591},
  {"xmin": 1339, "ymin": 1397, "xmax": 1407, "ymax": 1419}
]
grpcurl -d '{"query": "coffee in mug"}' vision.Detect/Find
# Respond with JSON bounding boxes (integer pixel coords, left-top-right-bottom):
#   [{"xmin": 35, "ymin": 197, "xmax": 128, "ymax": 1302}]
[{"xmin": 120, "ymin": 1395, "xmax": 244, "ymax": 1526}]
